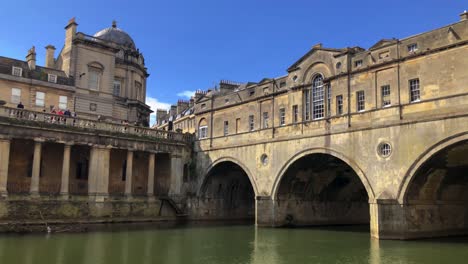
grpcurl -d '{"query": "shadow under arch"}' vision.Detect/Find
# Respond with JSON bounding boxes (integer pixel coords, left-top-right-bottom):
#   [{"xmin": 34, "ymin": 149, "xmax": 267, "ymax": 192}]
[
  {"xmin": 189, "ymin": 157, "xmax": 257, "ymax": 221},
  {"xmin": 397, "ymin": 132, "xmax": 468, "ymax": 204},
  {"xmin": 271, "ymin": 148, "xmax": 375, "ymax": 202}
]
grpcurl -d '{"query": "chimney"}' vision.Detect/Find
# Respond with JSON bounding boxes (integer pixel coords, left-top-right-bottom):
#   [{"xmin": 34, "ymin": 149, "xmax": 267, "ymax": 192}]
[
  {"xmin": 62, "ymin": 17, "xmax": 78, "ymax": 77},
  {"xmin": 45, "ymin": 45, "xmax": 56, "ymax": 68},
  {"xmin": 156, "ymin": 109, "xmax": 168, "ymax": 125},
  {"xmin": 189, "ymin": 98, "xmax": 195, "ymax": 108},
  {"xmin": 312, "ymin": 43, "xmax": 323, "ymax": 49},
  {"xmin": 177, "ymin": 100, "xmax": 189, "ymax": 115},
  {"xmin": 460, "ymin": 10, "xmax": 468, "ymax": 21},
  {"xmin": 194, "ymin": 89, "xmax": 208, "ymax": 100},
  {"xmin": 170, "ymin": 105, "xmax": 177, "ymax": 116},
  {"xmin": 26, "ymin": 46, "xmax": 36, "ymax": 70}
]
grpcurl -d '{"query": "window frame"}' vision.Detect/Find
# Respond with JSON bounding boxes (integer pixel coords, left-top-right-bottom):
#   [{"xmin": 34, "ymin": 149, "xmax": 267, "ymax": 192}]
[
  {"xmin": 11, "ymin": 66, "xmax": 22, "ymax": 77},
  {"xmin": 88, "ymin": 68, "xmax": 101, "ymax": 91},
  {"xmin": 262, "ymin": 112, "xmax": 269, "ymax": 129},
  {"xmin": 113, "ymin": 79, "xmax": 122, "ymax": 96},
  {"xmin": 279, "ymin": 108, "xmax": 286, "ymax": 126},
  {"xmin": 312, "ymin": 74, "xmax": 325, "ymax": 119},
  {"xmin": 35, "ymin": 91, "xmax": 45, "ymax": 107},
  {"xmin": 356, "ymin": 90, "xmax": 365, "ymax": 112},
  {"xmin": 407, "ymin": 43, "xmax": 418, "ymax": 53},
  {"xmin": 59, "ymin": 95, "xmax": 68, "ymax": 110},
  {"xmin": 198, "ymin": 125, "xmax": 208, "ymax": 139},
  {"xmin": 48, "ymin": 74, "xmax": 57, "ymax": 83},
  {"xmin": 355, "ymin": 60, "xmax": 363, "ymax": 68},
  {"xmin": 336, "ymin": 95, "xmax": 343, "ymax": 115},
  {"xmin": 409, "ymin": 78, "xmax": 420, "ymax": 102},
  {"xmin": 248, "ymin": 115, "xmax": 255, "ymax": 131},
  {"xmin": 11, "ymin": 88, "xmax": 21, "ymax": 104},
  {"xmin": 223, "ymin": 121, "xmax": 229, "ymax": 136},
  {"xmin": 292, "ymin": 105, "xmax": 298, "ymax": 123},
  {"xmin": 381, "ymin": 85, "xmax": 391, "ymax": 107}
]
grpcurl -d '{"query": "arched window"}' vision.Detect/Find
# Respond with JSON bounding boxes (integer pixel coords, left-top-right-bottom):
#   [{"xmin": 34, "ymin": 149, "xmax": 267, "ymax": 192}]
[
  {"xmin": 312, "ymin": 74, "xmax": 325, "ymax": 119},
  {"xmin": 198, "ymin": 118, "xmax": 208, "ymax": 139}
]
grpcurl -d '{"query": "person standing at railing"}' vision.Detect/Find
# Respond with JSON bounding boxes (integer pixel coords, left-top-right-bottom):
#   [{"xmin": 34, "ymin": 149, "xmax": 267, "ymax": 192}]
[{"xmin": 17, "ymin": 102, "xmax": 24, "ymax": 109}]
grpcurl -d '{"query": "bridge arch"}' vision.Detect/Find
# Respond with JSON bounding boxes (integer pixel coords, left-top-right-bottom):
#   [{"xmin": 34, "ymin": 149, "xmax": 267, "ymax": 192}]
[
  {"xmin": 272, "ymin": 148, "xmax": 375, "ymax": 201},
  {"xmin": 193, "ymin": 157, "xmax": 257, "ymax": 221},
  {"xmin": 397, "ymin": 132, "xmax": 468, "ymax": 204}
]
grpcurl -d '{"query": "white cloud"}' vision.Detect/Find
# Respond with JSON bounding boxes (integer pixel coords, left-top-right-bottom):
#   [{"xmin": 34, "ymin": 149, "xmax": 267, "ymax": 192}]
[
  {"xmin": 176, "ymin": 90, "xmax": 196, "ymax": 99},
  {"xmin": 146, "ymin": 96, "xmax": 171, "ymax": 126}
]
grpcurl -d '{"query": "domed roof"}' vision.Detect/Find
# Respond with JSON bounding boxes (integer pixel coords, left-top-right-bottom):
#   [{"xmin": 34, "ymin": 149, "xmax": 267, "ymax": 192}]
[{"xmin": 93, "ymin": 21, "xmax": 136, "ymax": 50}]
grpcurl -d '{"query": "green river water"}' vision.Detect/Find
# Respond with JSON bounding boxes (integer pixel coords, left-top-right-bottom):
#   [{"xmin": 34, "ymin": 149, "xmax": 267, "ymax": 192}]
[{"xmin": 0, "ymin": 225, "xmax": 467, "ymax": 264}]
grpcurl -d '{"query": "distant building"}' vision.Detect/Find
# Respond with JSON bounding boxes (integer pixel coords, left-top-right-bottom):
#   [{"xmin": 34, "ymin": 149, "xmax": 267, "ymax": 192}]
[{"xmin": 0, "ymin": 18, "xmax": 152, "ymax": 125}]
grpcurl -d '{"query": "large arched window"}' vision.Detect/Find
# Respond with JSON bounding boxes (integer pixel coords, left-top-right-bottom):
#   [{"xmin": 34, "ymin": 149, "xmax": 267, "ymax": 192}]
[
  {"xmin": 198, "ymin": 118, "xmax": 208, "ymax": 139},
  {"xmin": 312, "ymin": 74, "xmax": 325, "ymax": 119}
]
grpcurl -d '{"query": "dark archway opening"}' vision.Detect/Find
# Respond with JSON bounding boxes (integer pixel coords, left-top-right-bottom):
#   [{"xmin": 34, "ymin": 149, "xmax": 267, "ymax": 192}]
[
  {"xmin": 193, "ymin": 161, "xmax": 255, "ymax": 221},
  {"xmin": 276, "ymin": 153, "xmax": 369, "ymax": 227},
  {"xmin": 405, "ymin": 140, "xmax": 468, "ymax": 237}
]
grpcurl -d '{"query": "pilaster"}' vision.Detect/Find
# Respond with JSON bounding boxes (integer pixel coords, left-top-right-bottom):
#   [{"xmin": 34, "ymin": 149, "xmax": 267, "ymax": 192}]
[
  {"xmin": 0, "ymin": 138, "xmax": 11, "ymax": 197},
  {"xmin": 30, "ymin": 138, "xmax": 44, "ymax": 197}
]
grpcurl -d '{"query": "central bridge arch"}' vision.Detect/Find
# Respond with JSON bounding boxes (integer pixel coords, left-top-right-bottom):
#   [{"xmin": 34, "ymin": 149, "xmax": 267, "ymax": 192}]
[{"xmin": 270, "ymin": 148, "xmax": 374, "ymax": 227}]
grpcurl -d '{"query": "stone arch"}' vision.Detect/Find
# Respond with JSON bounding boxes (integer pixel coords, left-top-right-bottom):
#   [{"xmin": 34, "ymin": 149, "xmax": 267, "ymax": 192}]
[
  {"xmin": 197, "ymin": 157, "xmax": 258, "ymax": 196},
  {"xmin": 271, "ymin": 147, "xmax": 375, "ymax": 201},
  {"xmin": 397, "ymin": 132, "xmax": 468, "ymax": 204},
  {"xmin": 302, "ymin": 62, "xmax": 332, "ymax": 83}
]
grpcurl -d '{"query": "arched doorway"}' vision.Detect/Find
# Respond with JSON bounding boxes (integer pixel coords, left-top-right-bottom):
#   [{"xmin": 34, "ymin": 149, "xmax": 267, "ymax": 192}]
[
  {"xmin": 275, "ymin": 153, "xmax": 369, "ymax": 226},
  {"xmin": 403, "ymin": 139, "xmax": 468, "ymax": 237},
  {"xmin": 192, "ymin": 161, "xmax": 255, "ymax": 221}
]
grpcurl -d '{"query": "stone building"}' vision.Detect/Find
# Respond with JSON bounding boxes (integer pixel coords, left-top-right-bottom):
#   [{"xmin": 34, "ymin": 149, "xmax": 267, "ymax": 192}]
[
  {"xmin": 0, "ymin": 18, "xmax": 152, "ymax": 125},
  {"xmin": 158, "ymin": 12, "xmax": 468, "ymax": 239}
]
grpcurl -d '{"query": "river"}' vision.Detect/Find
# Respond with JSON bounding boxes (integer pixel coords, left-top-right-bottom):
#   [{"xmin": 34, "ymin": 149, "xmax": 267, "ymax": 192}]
[{"xmin": 0, "ymin": 225, "xmax": 467, "ymax": 264}]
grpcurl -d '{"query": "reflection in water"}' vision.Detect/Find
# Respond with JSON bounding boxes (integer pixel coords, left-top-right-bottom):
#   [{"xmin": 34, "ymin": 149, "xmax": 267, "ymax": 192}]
[{"xmin": 0, "ymin": 225, "xmax": 468, "ymax": 264}]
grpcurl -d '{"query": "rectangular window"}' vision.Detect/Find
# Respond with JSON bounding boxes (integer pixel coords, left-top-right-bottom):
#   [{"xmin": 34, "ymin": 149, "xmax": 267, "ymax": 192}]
[
  {"xmin": 248, "ymin": 115, "xmax": 254, "ymax": 131},
  {"xmin": 336, "ymin": 95, "xmax": 343, "ymax": 115},
  {"xmin": 249, "ymin": 89, "xmax": 255, "ymax": 96},
  {"xmin": 263, "ymin": 112, "xmax": 269, "ymax": 128},
  {"xmin": 12, "ymin": 66, "xmax": 22, "ymax": 77},
  {"xmin": 355, "ymin": 60, "xmax": 363, "ymax": 68},
  {"xmin": 409, "ymin": 78, "xmax": 420, "ymax": 102},
  {"xmin": 201, "ymin": 103, "xmax": 206, "ymax": 109},
  {"xmin": 11, "ymin": 88, "xmax": 21, "ymax": 104},
  {"xmin": 199, "ymin": 126, "xmax": 208, "ymax": 139},
  {"xmin": 223, "ymin": 121, "xmax": 229, "ymax": 136},
  {"xmin": 263, "ymin": 87, "xmax": 269, "ymax": 94},
  {"xmin": 357, "ymin": 91, "xmax": 365, "ymax": 112},
  {"xmin": 59, "ymin": 96, "xmax": 67, "ymax": 110},
  {"xmin": 304, "ymin": 89, "xmax": 311, "ymax": 120},
  {"xmin": 279, "ymin": 108, "xmax": 286, "ymax": 126},
  {"xmin": 48, "ymin": 74, "xmax": 57, "ymax": 83},
  {"xmin": 35, "ymin": 92, "xmax": 45, "ymax": 107},
  {"xmin": 279, "ymin": 81, "xmax": 286, "ymax": 88},
  {"xmin": 326, "ymin": 85, "xmax": 331, "ymax": 117},
  {"xmin": 381, "ymin": 85, "xmax": 391, "ymax": 107},
  {"xmin": 292, "ymin": 105, "xmax": 298, "ymax": 123},
  {"xmin": 113, "ymin": 79, "xmax": 122, "ymax": 96},
  {"xmin": 135, "ymin": 81, "xmax": 142, "ymax": 101},
  {"xmin": 236, "ymin": 118, "xmax": 240, "ymax": 133},
  {"xmin": 407, "ymin": 43, "xmax": 418, "ymax": 53},
  {"xmin": 88, "ymin": 69, "xmax": 100, "ymax": 91}
]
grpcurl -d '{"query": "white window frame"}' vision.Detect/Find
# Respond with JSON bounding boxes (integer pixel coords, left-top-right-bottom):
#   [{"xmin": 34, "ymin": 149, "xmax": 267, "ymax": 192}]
[
  {"xmin": 223, "ymin": 121, "xmax": 229, "ymax": 136},
  {"xmin": 248, "ymin": 115, "xmax": 255, "ymax": 131},
  {"xmin": 11, "ymin": 88, "xmax": 21, "ymax": 104},
  {"xmin": 198, "ymin": 126, "xmax": 208, "ymax": 139},
  {"xmin": 357, "ymin": 91, "xmax": 365, "ymax": 112},
  {"xmin": 35, "ymin": 92, "xmax": 45, "ymax": 107},
  {"xmin": 292, "ymin": 105, "xmax": 298, "ymax": 123},
  {"xmin": 113, "ymin": 79, "xmax": 122, "ymax": 96},
  {"xmin": 381, "ymin": 85, "xmax": 391, "ymax": 107},
  {"xmin": 88, "ymin": 69, "xmax": 101, "ymax": 91},
  {"xmin": 48, "ymin": 74, "xmax": 57, "ymax": 83},
  {"xmin": 12, "ymin": 66, "xmax": 22, "ymax": 77},
  {"xmin": 407, "ymin": 43, "xmax": 418, "ymax": 53},
  {"xmin": 336, "ymin": 95, "xmax": 343, "ymax": 115},
  {"xmin": 312, "ymin": 75, "xmax": 325, "ymax": 119},
  {"xmin": 409, "ymin": 78, "xmax": 420, "ymax": 102},
  {"xmin": 263, "ymin": 112, "xmax": 269, "ymax": 129},
  {"xmin": 279, "ymin": 108, "xmax": 286, "ymax": 126},
  {"xmin": 59, "ymin": 96, "xmax": 68, "ymax": 110},
  {"xmin": 355, "ymin": 60, "xmax": 363, "ymax": 68}
]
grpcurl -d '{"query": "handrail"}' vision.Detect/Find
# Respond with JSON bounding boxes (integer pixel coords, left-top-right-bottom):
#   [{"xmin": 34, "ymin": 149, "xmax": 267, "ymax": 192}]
[{"xmin": 0, "ymin": 106, "xmax": 194, "ymax": 144}]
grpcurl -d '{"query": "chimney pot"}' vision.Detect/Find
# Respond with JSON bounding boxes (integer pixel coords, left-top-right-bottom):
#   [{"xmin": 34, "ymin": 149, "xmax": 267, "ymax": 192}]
[
  {"xmin": 45, "ymin": 45, "xmax": 56, "ymax": 68},
  {"xmin": 460, "ymin": 10, "xmax": 468, "ymax": 21},
  {"xmin": 26, "ymin": 46, "xmax": 36, "ymax": 70}
]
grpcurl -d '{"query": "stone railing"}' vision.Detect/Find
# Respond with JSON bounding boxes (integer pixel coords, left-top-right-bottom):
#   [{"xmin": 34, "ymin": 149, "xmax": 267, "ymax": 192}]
[{"xmin": 1, "ymin": 106, "xmax": 194, "ymax": 144}]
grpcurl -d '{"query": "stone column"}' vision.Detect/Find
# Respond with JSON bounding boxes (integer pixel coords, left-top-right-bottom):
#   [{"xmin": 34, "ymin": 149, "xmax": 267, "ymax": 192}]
[
  {"xmin": 30, "ymin": 139, "xmax": 44, "ymax": 196},
  {"xmin": 124, "ymin": 150, "xmax": 133, "ymax": 197},
  {"xmin": 0, "ymin": 138, "xmax": 11, "ymax": 197},
  {"xmin": 169, "ymin": 154, "xmax": 183, "ymax": 195},
  {"xmin": 255, "ymin": 196, "xmax": 276, "ymax": 227},
  {"xmin": 369, "ymin": 200, "xmax": 408, "ymax": 240},
  {"xmin": 88, "ymin": 145, "xmax": 111, "ymax": 201},
  {"xmin": 147, "ymin": 152, "xmax": 155, "ymax": 198},
  {"xmin": 60, "ymin": 142, "xmax": 73, "ymax": 197}
]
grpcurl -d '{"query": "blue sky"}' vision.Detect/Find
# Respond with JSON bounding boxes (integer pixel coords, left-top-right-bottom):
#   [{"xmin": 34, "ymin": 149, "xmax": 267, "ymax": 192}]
[{"xmin": 0, "ymin": 0, "xmax": 466, "ymax": 118}]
